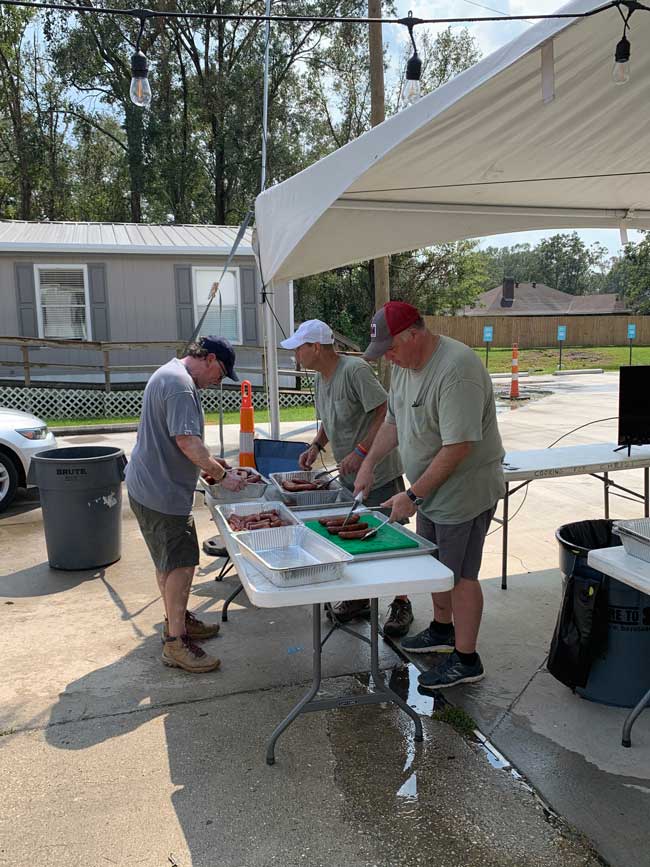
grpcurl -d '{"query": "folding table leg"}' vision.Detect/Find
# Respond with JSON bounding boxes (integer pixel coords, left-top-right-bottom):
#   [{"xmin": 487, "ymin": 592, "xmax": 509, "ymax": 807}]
[
  {"xmin": 266, "ymin": 603, "xmax": 322, "ymax": 765},
  {"xmin": 501, "ymin": 482, "xmax": 510, "ymax": 590},
  {"xmin": 368, "ymin": 599, "xmax": 423, "ymax": 742},
  {"xmin": 622, "ymin": 686, "xmax": 650, "ymax": 748},
  {"xmin": 221, "ymin": 582, "xmax": 243, "ymax": 623}
]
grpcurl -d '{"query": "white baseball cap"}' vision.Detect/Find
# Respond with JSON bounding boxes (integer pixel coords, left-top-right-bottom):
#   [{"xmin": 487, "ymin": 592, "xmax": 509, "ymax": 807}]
[{"xmin": 280, "ymin": 319, "xmax": 334, "ymax": 350}]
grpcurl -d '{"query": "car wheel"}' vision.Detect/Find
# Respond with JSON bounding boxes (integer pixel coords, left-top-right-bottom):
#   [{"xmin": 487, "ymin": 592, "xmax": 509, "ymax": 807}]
[{"xmin": 0, "ymin": 452, "xmax": 19, "ymax": 512}]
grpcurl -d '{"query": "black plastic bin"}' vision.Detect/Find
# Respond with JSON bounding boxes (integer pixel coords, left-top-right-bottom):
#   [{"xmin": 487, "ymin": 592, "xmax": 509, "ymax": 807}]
[
  {"xmin": 29, "ymin": 446, "xmax": 127, "ymax": 570},
  {"xmin": 553, "ymin": 519, "xmax": 650, "ymax": 708}
]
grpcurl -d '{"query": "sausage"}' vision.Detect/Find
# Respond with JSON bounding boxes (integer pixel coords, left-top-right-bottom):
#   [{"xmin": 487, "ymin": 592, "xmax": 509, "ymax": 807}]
[
  {"xmin": 259, "ymin": 510, "xmax": 280, "ymax": 520},
  {"xmin": 328, "ymin": 522, "xmax": 368, "ymax": 536},
  {"xmin": 246, "ymin": 520, "xmax": 272, "ymax": 530},
  {"xmin": 339, "ymin": 528, "xmax": 372, "ymax": 540},
  {"xmin": 282, "ymin": 480, "xmax": 317, "ymax": 492},
  {"xmin": 319, "ymin": 515, "xmax": 360, "ymax": 527}
]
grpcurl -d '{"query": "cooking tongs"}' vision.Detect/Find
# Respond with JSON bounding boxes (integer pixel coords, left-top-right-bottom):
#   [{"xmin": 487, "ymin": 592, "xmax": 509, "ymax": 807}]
[{"xmin": 340, "ymin": 491, "xmax": 364, "ymax": 528}]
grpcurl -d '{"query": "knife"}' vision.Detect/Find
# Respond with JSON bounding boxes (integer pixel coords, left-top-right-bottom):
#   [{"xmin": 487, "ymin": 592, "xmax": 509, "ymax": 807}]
[{"xmin": 341, "ymin": 491, "xmax": 364, "ymax": 528}]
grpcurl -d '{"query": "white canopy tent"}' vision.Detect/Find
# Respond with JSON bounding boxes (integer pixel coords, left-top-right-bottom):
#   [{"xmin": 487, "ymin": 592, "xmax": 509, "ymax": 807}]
[{"xmin": 254, "ymin": 0, "xmax": 650, "ymax": 435}]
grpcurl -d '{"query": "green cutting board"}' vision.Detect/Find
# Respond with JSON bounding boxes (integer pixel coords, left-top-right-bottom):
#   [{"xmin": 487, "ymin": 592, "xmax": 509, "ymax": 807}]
[{"xmin": 304, "ymin": 514, "xmax": 420, "ymax": 556}]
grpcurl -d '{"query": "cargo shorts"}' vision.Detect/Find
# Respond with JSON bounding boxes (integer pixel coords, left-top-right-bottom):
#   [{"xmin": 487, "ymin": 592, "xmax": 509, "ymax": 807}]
[
  {"xmin": 129, "ymin": 495, "xmax": 200, "ymax": 573},
  {"xmin": 417, "ymin": 506, "xmax": 496, "ymax": 585}
]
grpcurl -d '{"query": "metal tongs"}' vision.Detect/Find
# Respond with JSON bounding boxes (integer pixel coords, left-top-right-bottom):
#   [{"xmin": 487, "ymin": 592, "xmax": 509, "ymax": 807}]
[
  {"xmin": 360, "ymin": 513, "xmax": 392, "ymax": 540},
  {"xmin": 340, "ymin": 490, "xmax": 364, "ymax": 528}
]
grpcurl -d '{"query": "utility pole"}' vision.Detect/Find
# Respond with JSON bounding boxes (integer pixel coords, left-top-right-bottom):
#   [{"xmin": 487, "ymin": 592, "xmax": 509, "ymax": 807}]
[{"xmin": 368, "ymin": 0, "xmax": 391, "ymax": 388}]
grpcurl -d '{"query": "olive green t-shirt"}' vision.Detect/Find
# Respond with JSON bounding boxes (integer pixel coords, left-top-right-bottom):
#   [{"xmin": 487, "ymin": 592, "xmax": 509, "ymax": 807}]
[
  {"xmin": 314, "ymin": 355, "xmax": 403, "ymax": 491},
  {"xmin": 386, "ymin": 336, "xmax": 505, "ymax": 524}
]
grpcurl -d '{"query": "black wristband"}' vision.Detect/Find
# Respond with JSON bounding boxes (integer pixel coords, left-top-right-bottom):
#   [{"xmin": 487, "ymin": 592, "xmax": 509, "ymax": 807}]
[{"xmin": 310, "ymin": 442, "xmax": 325, "ymax": 452}]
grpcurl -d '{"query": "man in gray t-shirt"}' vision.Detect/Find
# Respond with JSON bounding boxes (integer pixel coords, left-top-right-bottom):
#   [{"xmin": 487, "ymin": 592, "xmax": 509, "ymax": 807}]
[
  {"xmin": 126, "ymin": 336, "xmax": 246, "ymax": 674},
  {"xmin": 356, "ymin": 302, "xmax": 505, "ymax": 691},
  {"xmin": 280, "ymin": 319, "xmax": 413, "ymax": 637}
]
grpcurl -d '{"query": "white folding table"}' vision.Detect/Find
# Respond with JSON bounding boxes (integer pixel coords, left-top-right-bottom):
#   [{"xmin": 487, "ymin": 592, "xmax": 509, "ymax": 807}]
[
  {"xmin": 587, "ymin": 546, "xmax": 650, "ymax": 748},
  {"xmin": 208, "ymin": 500, "xmax": 454, "ymax": 764},
  {"xmin": 499, "ymin": 443, "xmax": 650, "ymax": 588}
]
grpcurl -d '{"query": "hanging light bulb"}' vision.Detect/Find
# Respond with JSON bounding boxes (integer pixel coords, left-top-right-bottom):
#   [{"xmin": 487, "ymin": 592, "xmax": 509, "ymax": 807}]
[
  {"xmin": 400, "ymin": 11, "xmax": 422, "ymax": 107},
  {"xmin": 612, "ymin": 34, "xmax": 631, "ymax": 85},
  {"xmin": 130, "ymin": 16, "xmax": 152, "ymax": 108}
]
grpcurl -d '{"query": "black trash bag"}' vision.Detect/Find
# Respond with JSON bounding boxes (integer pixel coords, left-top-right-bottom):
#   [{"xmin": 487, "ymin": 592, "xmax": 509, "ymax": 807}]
[{"xmin": 547, "ymin": 573, "xmax": 609, "ymax": 689}]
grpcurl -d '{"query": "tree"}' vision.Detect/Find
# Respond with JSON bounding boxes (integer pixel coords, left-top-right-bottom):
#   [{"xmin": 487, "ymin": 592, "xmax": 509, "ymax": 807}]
[
  {"xmin": 536, "ymin": 232, "xmax": 606, "ymax": 295},
  {"xmin": 606, "ymin": 234, "xmax": 650, "ymax": 312}
]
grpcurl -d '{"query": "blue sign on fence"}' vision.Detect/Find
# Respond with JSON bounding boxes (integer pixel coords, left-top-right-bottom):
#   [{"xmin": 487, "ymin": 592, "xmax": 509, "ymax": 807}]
[
  {"xmin": 557, "ymin": 325, "xmax": 567, "ymax": 342},
  {"xmin": 483, "ymin": 326, "xmax": 494, "ymax": 343},
  {"xmin": 628, "ymin": 323, "xmax": 637, "ymax": 340}
]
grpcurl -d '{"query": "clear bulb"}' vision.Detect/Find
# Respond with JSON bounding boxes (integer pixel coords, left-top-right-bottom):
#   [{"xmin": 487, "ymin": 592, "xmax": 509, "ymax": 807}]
[
  {"xmin": 402, "ymin": 78, "xmax": 421, "ymax": 106},
  {"xmin": 612, "ymin": 60, "xmax": 630, "ymax": 85},
  {"xmin": 130, "ymin": 75, "xmax": 152, "ymax": 108}
]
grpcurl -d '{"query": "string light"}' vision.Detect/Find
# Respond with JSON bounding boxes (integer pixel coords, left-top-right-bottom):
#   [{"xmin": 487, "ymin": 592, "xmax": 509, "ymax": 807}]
[
  {"xmin": 130, "ymin": 14, "xmax": 152, "ymax": 108},
  {"xmin": 401, "ymin": 11, "xmax": 422, "ymax": 106},
  {"xmin": 612, "ymin": 2, "xmax": 636, "ymax": 85}
]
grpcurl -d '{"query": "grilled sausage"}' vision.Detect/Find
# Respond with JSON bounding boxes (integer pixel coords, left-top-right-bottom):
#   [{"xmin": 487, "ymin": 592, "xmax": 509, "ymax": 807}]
[
  {"xmin": 328, "ymin": 522, "xmax": 368, "ymax": 536},
  {"xmin": 318, "ymin": 515, "xmax": 360, "ymax": 527},
  {"xmin": 339, "ymin": 528, "xmax": 372, "ymax": 540},
  {"xmin": 246, "ymin": 520, "xmax": 272, "ymax": 530}
]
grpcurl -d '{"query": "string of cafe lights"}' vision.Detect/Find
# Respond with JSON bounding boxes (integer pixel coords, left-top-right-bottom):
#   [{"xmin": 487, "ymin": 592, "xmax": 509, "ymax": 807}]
[{"xmin": 0, "ymin": 0, "xmax": 646, "ymax": 108}]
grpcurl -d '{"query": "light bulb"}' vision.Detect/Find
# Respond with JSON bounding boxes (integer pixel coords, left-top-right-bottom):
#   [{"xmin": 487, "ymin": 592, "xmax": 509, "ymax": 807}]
[
  {"xmin": 402, "ymin": 77, "xmax": 422, "ymax": 106},
  {"xmin": 130, "ymin": 50, "xmax": 152, "ymax": 108},
  {"xmin": 612, "ymin": 35, "xmax": 631, "ymax": 86}
]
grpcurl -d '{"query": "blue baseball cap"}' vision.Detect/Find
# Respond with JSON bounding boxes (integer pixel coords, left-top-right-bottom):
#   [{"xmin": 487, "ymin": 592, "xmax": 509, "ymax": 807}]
[{"xmin": 199, "ymin": 336, "xmax": 239, "ymax": 381}]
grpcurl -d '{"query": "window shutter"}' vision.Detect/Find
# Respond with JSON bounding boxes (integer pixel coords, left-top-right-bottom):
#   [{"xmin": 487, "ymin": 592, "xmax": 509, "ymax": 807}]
[
  {"xmin": 175, "ymin": 265, "xmax": 195, "ymax": 340},
  {"xmin": 240, "ymin": 266, "xmax": 258, "ymax": 345},
  {"xmin": 88, "ymin": 263, "xmax": 110, "ymax": 341},
  {"xmin": 15, "ymin": 263, "xmax": 37, "ymax": 337}
]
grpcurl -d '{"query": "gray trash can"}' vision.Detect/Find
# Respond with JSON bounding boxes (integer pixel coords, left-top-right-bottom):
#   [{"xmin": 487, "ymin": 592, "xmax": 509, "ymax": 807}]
[
  {"xmin": 556, "ymin": 519, "xmax": 650, "ymax": 708},
  {"xmin": 29, "ymin": 446, "xmax": 127, "ymax": 570}
]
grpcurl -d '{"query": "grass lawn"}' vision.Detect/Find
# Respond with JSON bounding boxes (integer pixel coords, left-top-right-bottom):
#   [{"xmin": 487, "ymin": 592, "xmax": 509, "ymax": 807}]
[
  {"xmin": 476, "ymin": 344, "xmax": 650, "ymax": 374},
  {"xmin": 47, "ymin": 405, "xmax": 319, "ymax": 428}
]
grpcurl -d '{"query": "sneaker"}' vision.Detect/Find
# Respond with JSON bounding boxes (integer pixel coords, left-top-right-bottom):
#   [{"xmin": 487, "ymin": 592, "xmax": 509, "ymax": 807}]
[
  {"xmin": 401, "ymin": 621, "xmax": 455, "ymax": 653},
  {"xmin": 163, "ymin": 611, "xmax": 220, "ymax": 642},
  {"xmin": 326, "ymin": 599, "xmax": 371, "ymax": 623},
  {"xmin": 162, "ymin": 634, "xmax": 221, "ymax": 673},
  {"xmin": 418, "ymin": 651, "xmax": 484, "ymax": 691},
  {"xmin": 382, "ymin": 598, "xmax": 414, "ymax": 638}
]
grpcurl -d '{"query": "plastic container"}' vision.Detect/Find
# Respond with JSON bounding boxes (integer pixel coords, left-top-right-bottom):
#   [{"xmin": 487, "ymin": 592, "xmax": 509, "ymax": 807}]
[
  {"xmin": 556, "ymin": 519, "xmax": 650, "ymax": 707},
  {"xmin": 29, "ymin": 446, "xmax": 126, "ymax": 570}
]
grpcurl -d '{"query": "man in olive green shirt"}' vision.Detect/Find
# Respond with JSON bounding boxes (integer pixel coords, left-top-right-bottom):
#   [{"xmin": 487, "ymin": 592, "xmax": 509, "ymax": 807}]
[
  {"xmin": 280, "ymin": 319, "xmax": 413, "ymax": 635},
  {"xmin": 355, "ymin": 302, "xmax": 505, "ymax": 689}
]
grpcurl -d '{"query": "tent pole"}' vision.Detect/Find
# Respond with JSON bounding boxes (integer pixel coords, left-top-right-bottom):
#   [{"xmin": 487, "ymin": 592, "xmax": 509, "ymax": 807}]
[{"xmin": 264, "ymin": 280, "xmax": 280, "ymax": 438}]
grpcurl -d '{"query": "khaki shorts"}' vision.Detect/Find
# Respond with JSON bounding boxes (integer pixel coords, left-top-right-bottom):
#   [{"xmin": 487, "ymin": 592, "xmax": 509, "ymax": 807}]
[
  {"xmin": 129, "ymin": 495, "xmax": 200, "ymax": 573},
  {"xmin": 417, "ymin": 507, "xmax": 496, "ymax": 585}
]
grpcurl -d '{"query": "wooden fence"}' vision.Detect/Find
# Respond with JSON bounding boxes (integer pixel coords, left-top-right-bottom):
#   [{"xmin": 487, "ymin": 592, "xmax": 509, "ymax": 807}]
[{"xmin": 423, "ymin": 315, "xmax": 650, "ymax": 348}]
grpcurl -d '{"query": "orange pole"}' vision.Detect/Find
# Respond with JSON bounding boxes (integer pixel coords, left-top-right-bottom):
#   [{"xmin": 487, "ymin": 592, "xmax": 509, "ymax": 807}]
[
  {"xmin": 239, "ymin": 380, "xmax": 256, "ymax": 468},
  {"xmin": 510, "ymin": 343, "xmax": 520, "ymax": 399}
]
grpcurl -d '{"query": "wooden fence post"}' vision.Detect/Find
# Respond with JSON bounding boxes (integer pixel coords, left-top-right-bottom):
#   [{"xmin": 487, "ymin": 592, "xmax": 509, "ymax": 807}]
[
  {"xmin": 103, "ymin": 349, "xmax": 111, "ymax": 392},
  {"xmin": 21, "ymin": 345, "xmax": 31, "ymax": 387}
]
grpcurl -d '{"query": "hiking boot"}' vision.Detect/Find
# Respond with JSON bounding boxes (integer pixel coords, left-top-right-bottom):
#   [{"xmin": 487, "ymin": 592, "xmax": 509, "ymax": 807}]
[
  {"xmin": 162, "ymin": 634, "xmax": 221, "ymax": 673},
  {"xmin": 400, "ymin": 621, "xmax": 455, "ymax": 653},
  {"xmin": 163, "ymin": 611, "xmax": 220, "ymax": 642},
  {"xmin": 382, "ymin": 598, "xmax": 414, "ymax": 638},
  {"xmin": 418, "ymin": 651, "xmax": 484, "ymax": 691},
  {"xmin": 326, "ymin": 599, "xmax": 371, "ymax": 623}
]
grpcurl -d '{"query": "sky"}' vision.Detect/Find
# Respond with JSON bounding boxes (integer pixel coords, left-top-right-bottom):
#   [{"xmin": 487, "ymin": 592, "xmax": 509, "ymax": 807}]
[{"xmin": 383, "ymin": 0, "xmax": 643, "ymax": 260}]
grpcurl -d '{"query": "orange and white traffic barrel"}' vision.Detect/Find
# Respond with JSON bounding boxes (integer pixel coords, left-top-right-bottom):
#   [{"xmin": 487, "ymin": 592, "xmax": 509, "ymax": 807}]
[{"xmin": 510, "ymin": 343, "xmax": 520, "ymax": 399}]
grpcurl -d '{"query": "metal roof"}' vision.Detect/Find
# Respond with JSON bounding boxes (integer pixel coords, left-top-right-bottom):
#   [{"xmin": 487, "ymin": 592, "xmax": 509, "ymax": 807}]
[{"xmin": 0, "ymin": 221, "xmax": 254, "ymax": 256}]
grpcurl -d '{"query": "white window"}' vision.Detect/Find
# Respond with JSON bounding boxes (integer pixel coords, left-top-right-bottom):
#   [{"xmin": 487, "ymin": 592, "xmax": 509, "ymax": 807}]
[
  {"xmin": 193, "ymin": 267, "xmax": 241, "ymax": 344},
  {"xmin": 34, "ymin": 265, "xmax": 91, "ymax": 340}
]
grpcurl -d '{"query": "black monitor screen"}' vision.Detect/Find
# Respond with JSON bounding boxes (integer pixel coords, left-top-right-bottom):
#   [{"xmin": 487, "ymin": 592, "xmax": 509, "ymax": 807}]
[{"xmin": 618, "ymin": 366, "xmax": 650, "ymax": 446}]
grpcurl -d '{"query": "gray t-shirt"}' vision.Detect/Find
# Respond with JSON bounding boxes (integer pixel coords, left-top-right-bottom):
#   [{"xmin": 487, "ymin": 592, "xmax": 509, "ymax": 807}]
[
  {"xmin": 125, "ymin": 358, "xmax": 204, "ymax": 515},
  {"xmin": 386, "ymin": 336, "xmax": 505, "ymax": 524},
  {"xmin": 314, "ymin": 355, "xmax": 403, "ymax": 491}
]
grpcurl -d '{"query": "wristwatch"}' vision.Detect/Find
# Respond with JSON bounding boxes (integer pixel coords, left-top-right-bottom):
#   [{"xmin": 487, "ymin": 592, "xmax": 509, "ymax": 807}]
[
  {"xmin": 405, "ymin": 488, "xmax": 424, "ymax": 506},
  {"xmin": 310, "ymin": 442, "xmax": 325, "ymax": 452}
]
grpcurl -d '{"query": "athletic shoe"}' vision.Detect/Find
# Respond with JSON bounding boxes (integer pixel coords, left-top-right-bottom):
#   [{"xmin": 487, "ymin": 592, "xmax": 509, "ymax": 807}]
[
  {"xmin": 418, "ymin": 651, "xmax": 485, "ymax": 691},
  {"xmin": 382, "ymin": 598, "xmax": 414, "ymax": 638},
  {"xmin": 400, "ymin": 621, "xmax": 455, "ymax": 653}
]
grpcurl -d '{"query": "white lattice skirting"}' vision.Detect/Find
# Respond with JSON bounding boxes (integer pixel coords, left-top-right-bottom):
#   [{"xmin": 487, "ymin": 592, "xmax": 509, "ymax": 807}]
[{"xmin": 0, "ymin": 385, "xmax": 314, "ymax": 420}]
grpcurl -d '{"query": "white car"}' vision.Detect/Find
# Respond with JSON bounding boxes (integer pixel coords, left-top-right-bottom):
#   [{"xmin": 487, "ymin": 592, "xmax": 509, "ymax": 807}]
[{"xmin": 0, "ymin": 407, "xmax": 57, "ymax": 512}]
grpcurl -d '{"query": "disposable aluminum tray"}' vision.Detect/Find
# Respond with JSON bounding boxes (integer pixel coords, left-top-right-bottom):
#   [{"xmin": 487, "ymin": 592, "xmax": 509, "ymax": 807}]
[
  {"xmin": 269, "ymin": 470, "xmax": 349, "ymax": 507},
  {"xmin": 235, "ymin": 524, "xmax": 353, "ymax": 587},
  {"xmin": 215, "ymin": 500, "xmax": 299, "ymax": 533},
  {"xmin": 309, "ymin": 509, "xmax": 437, "ymax": 562},
  {"xmin": 198, "ymin": 468, "xmax": 270, "ymax": 502},
  {"xmin": 613, "ymin": 518, "xmax": 650, "ymax": 564}
]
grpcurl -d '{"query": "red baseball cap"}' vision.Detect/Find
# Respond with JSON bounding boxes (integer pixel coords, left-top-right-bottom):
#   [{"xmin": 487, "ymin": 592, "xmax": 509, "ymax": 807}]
[{"xmin": 363, "ymin": 301, "xmax": 421, "ymax": 360}]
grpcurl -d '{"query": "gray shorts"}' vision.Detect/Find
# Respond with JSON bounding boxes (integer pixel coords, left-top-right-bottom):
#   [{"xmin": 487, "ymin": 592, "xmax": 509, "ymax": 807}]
[
  {"xmin": 129, "ymin": 495, "xmax": 200, "ymax": 573},
  {"xmin": 416, "ymin": 507, "xmax": 496, "ymax": 586}
]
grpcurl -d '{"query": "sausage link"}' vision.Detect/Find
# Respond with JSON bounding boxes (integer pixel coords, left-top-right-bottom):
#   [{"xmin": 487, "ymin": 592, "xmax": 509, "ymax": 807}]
[
  {"xmin": 328, "ymin": 522, "xmax": 368, "ymax": 536},
  {"xmin": 339, "ymin": 528, "xmax": 371, "ymax": 539}
]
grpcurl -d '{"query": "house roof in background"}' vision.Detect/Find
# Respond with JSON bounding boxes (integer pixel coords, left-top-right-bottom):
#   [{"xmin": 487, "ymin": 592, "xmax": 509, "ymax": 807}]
[
  {"xmin": 465, "ymin": 282, "xmax": 628, "ymax": 316},
  {"xmin": 0, "ymin": 221, "xmax": 254, "ymax": 256}
]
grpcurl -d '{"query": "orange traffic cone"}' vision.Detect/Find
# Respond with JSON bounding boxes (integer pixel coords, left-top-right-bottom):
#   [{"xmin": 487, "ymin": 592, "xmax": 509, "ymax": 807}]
[
  {"xmin": 510, "ymin": 343, "xmax": 520, "ymax": 400},
  {"xmin": 239, "ymin": 380, "xmax": 256, "ymax": 468}
]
